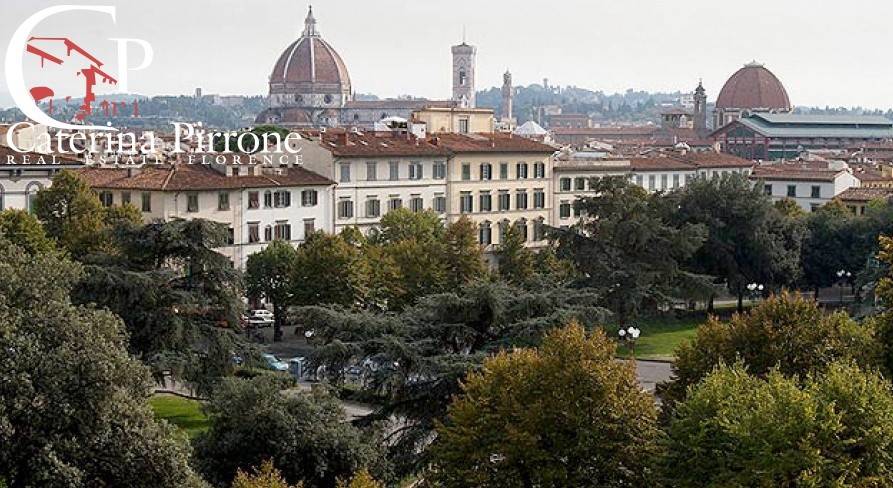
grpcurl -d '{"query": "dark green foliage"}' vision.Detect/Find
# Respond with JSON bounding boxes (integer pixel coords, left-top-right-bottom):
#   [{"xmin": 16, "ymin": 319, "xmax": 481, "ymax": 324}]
[
  {"xmin": 194, "ymin": 376, "xmax": 389, "ymax": 488},
  {"xmin": 0, "ymin": 237, "xmax": 203, "ymax": 487},
  {"xmin": 555, "ymin": 175, "xmax": 711, "ymax": 323},
  {"xmin": 298, "ymin": 281, "xmax": 607, "ymax": 476},
  {"xmin": 246, "ymin": 240, "xmax": 299, "ymax": 341},
  {"xmin": 72, "ymin": 218, "xmax": 245, "ymax": 394},
  {"xmin": 662, "ymin": 362, "xmax": 893, "ymax": 487},
  {"xmin": 668, "ymin": 173, "xmax": 805, "ymax": 310},
  {"xmin": 0, "ymin": 208, "xmax": 56, "ymax": 255}
]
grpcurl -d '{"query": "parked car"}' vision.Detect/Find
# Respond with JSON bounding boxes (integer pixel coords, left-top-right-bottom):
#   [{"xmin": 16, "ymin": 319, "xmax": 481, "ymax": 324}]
[
  {"xmin": 261, "ymin": 353, "xmax": 288, "ymax": 372},
  {"xmin": 248, "ymin": 309, "xmax": 274, "ymax": 327}
]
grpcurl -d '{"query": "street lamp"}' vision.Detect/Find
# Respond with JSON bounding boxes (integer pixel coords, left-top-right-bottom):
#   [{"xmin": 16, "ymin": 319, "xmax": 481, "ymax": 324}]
[
  {"xmin": 618, "ymin": 325, "xmax": 641, "ymax": 358},
  {"xmin": 836, "ymin": 269, "xmax": 852, "ymax": 304},
  {"xmin": 746, "ymin": 283, "xmax": 764, "ymax": 304}
]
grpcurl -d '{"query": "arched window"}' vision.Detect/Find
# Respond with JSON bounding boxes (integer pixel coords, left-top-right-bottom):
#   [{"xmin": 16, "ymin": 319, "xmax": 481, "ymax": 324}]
[
  {"xmin": 459, "ymin": 69, "xmax": 467, "ymax": 86},
  {"xmin": 478, "ymin": 221, "xmax": 492, "ymax": 245},
  {"xmin": 25, "ymin": 182, "xmax": 43, "ymax": 213},
  {"xmin": 353, "ymin": 113, "xmax": 360, "ymax": 121},
  {"xmin": 515, "ymin": 218, "xmax": 528, "ymax": 242},
  {"xmin": 533, "ymin": 217, "xmax": 546, "ymax": 241},
  {"xmin": 0, "ymin": 183, "xmax": 4, "ymax": 211}
]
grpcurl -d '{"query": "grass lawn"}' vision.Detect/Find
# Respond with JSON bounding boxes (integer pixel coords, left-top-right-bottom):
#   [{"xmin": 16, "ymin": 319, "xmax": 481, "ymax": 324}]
[
  {"xmin": 149, "ymin": 394, "xmax": 209, "ymax": 439},
  {"xmin": 615, "ymin": 314, "xmax": 707, "ymax": 361}
]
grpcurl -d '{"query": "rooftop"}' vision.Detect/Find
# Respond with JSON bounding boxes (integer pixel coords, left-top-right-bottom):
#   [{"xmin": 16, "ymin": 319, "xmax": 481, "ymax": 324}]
[
  {"xmin": 431, "ymin": 132, "xmax": 556, "ymax": 154},
  {"xmin": 78, "ymin": 161, "xmax": 333, "ymax": 191},
  {"xmin": 836, "ymin": 187, "xmax": 893, "ymax": 202}
]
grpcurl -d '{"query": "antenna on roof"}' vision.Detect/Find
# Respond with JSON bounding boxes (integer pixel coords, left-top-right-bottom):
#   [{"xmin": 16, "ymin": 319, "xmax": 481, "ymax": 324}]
[{"xmin": 462, "ymin": 25, "xmax": 466, "ymax": 43}]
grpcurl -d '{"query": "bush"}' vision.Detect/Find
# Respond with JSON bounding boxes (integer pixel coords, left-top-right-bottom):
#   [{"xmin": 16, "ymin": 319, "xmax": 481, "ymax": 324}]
[
  {"xmin": 662, "ymin": 361, "xmax": 893, "ymax": 487},
  {"xmin": 195, "ymin": 376, "xmax": 389, "ymax": 487},
  {"xmin": 660, "ymin": 292, "xmax": 878, "ymax": 406}
]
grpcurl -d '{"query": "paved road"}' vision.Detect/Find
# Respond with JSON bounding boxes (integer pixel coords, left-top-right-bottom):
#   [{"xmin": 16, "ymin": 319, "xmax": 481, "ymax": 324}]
[{"xmin": 634, "ymin": 359, "xmax": 674, "ymax": 393}]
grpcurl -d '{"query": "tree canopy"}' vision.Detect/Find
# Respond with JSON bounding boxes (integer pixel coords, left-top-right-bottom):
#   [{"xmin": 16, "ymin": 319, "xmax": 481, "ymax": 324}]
[{"xmin": 431, "ymin": 323, "xmax": 660, "ymax": 487}]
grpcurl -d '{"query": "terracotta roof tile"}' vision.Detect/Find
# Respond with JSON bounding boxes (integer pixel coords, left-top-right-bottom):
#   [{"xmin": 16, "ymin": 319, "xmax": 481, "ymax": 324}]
[
  {"xmin": 836, "ymin": 187, "xmax": 893, "ymax": 202},
  {"xmin": 430, "ymin": 132, "xmax": 556, "ymax": 154}
]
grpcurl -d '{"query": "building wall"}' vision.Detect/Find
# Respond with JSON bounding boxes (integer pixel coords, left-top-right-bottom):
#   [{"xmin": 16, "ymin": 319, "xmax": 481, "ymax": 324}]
[
  {"xmin": 758, "ymin": 173, "xmax": 859, "ymax": 211},
  {"xmin": 552, "ymin": 168, "xmax": 629, "ymax": 226},
  {"xmin": 329, "ymin": 156, "xmax": 449, "ymax": 233},
  {"xmin": 447, "ymin": 152, "xmax": 552, "ymax": 250},
  {"xmin": 0, "ymin": 166, "xmax": 60, "ymax": 211},
  {"xmin": 414, "ymin": 108, "xmax": 494, "ymax": 134},
  {"xmin": 94, "ymin": 185, "xmax": 334, "ymax": 268}
]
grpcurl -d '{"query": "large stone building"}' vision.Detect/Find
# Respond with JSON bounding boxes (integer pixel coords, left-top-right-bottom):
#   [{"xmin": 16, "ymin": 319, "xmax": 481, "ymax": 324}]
[
  {"xmin": 713, "ymin": 62, "xmax": 792, "ymax": 129},
  {"xmin": 256, "ymin": 6, "xmax": 483, "ymax": 130}
]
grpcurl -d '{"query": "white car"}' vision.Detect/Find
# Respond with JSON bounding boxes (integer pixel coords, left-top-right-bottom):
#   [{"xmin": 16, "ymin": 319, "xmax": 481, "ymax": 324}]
[{"xmin": 248, "ymin": 309, "xmax": 274, "ymax": 327}]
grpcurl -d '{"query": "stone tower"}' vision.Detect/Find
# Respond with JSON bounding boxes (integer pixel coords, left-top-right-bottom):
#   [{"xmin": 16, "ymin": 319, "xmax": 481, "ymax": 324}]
[
  {"xmin": 451, "ymin": 40, "xmax": 476, "ymax": 108},
  {"xmin": 501, "ymin": 70, "xmax": 513, "ymax": 121},
  {"xmin": 693, "ymin": 80, "xmax": 707, "ymax": 132}
]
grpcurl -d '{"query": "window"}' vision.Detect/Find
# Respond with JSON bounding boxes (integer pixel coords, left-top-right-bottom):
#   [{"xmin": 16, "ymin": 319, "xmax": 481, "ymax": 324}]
[
  {"xmin": 515, "ymin": 190, "xmax": 528, "ymax": 210},
  {"xmin": 498, "ymin": 220, "xmax": 510, "ymax": 243},
  {"xmin": 497, "ymin": 190, "xmax": 511, "ymax": 211},
  {"xmin": 388, "ymin": 197, "xmax": 403, "ymax": 211},
  {"xmin": 661, "ymin": 174, "xmax": 668, "ymax": 190},
  {"xmin": 635, "ymin": 175, "xmax": 644, "ymax": 187},
  {"xmin": 461, "ymin": 163, "xmax": 471, "ymax": 180},
  {"xmin": 338, "ymin": 199, "xmax": 354, "ymax": 219},
  {"xmin": 516, "ymin": 163, "xmax": 528, "ymax": 179},
  {"xmin": 365, "ymin": 198, "xmax": 381, "ymax": 218},
  {"xmin": 273, "ymin": 190, "xmax": 291, "ymax": 208},
  {"xmin": 480, "ymin": 163, "xmax": 492, "ymax": 180},
  {"xmin": 248, "ymin": 222, "xmax": 260, "ymax": 243},
  {"xmin": 560, "ymin": 202, "xmax": 571, "ymax": 219},
  {"xmin": 533, "ymin": 218, "xmax": 545, "ymax": 241},
  {"xmin": 810, "ymin": 203, "xmax": 821, "ymax": 212},
  {"xmin": 433, "ymin": 161, "xmax": 446, "ymax": 179},
  {"xmin": 560, "ymin": 177, "xmax": 571, "ymax": 191},
  {"xmin": 303, "ymin": 219, "xmax": 315, "ymax": 237},
  {"xmin": 187, "ymin": 193, "xmax": 199, "ymax": 213},
  {"xmin": 574, "ymin": 177, "xmax": 586, "ymax": 191},
  {"xmin": 264, "ymin": 190, "xmax": 273, "ymax": 208},
  {"xmin": 227, "ymin": 228, "xmax": 234, "ymax": 245},
  {"xmin": 533, "ymin": 189, "xmax": 545, "ymax": 209},
  {"xmin": 764, "ymin": 184, "xmax": 772, "ymax": 196},
  {"xmin": 340, "ymin": 163, "xmax": 351, "ymax": 183},
  {"xmin": 99, "ymin": 191, "xmax": 113, "ymax": 207},
  {"xmin": 366, "ymin": 161, "xmax": 377, "ymax": 181},
  {"xmin": 648, "ymin": 175, "xmax": 656, "ymax": 191},
  {"xmin": 534, "ymin": 162, "xmax": 546, "ymax": 178},
  {"xmin": 410, "ymin": 196, "xmax": 424, "ymax": 212},
  {"xmin": 787, "ymin": 185, "xmax": 797, "ymax": 197},
  {"xmin": 301, "ymin": 189, "xmax": 318, "ymax": 206},
  {"xmin": 121, "ymin": 192, "xmax": 131, "ymax": 205},
  {"xmin": 218, "ymin": 192, "xmax": 229, "ymax": 210},
  {"xmin": 141, "ymin": 192, "xmax": 152, "ymax": 212},
  {"xmin": 673, "ymin": 174, "xmax": 680, "ymax": 188},
  {"xmin": 479, "ymin": 191, "xmax": 492, "ymax": 212},
  {"xmin": 433, "ymin": 195, "xmax": 446, "ymax": 213},
  {"xmin": 248, "ymin": 191, "xmax": 259, "ymax": 209},
  {"xmin": 515, "ymin": 219, "xmax": 529, "ymax": 241},
  {"xmin": 264, "ymin": 225, "xmax": 273, "ymax": 242},
  {"xmin": 460, "ymin": 192, "xmax": 473, "ymax": 213},
  {"xmin": 389, "ymin": 161, "xmax": 399, "ymax": 180},
  {"xmin": 409, "ymin": 162, "xmax": 423, "ymax": 180},
  {"xmin": 458, "ymin": 119, "xmax": 469, "ymax": 134},
  {"xmin": 811, "ymin": 185, "xmax": 821, "ymax": 198},
  {"xmin": 499, "ymin": 163, "xmax": 508, "ymax": 179},
  {"xmin": 274, "ymin": 221, "xmax": 291, "ymax": 240},
  {"xmin": 479, "ymin": 221, "xmax": 492, "ymax": 245}
]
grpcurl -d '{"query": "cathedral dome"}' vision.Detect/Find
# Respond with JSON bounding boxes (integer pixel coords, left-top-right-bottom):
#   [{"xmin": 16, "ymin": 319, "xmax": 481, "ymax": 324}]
[
  {"xmin": 716, "ymin": 62, "xmax": 790, "ymax": 111},
  {"xmin": 268, "ymin": 7, "xmax": 351, "ymax": 96}
]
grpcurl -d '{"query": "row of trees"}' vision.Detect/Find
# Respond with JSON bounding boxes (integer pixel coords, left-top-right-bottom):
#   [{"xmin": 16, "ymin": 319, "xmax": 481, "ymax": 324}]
[
  {"xmin": 555, "ymin": 174, "xmax": 893, "ymax": 322},
  {"xmin": 427, "ymin": 271, "xmax": 893, "ymax": 486}
]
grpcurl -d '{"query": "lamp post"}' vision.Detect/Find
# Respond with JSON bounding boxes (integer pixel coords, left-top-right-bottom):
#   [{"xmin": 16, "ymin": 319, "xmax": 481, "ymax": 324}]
[
  {"xmin": 618, "ymin": 325, "xmax": 641, "ymax": 358},
  {"xmin": 836, "ymin": 269, "xmax": 852, "ymax": 304},
  {"xmin": 746, "ymin": 282, "xmax": 764, "ymax": 305}
]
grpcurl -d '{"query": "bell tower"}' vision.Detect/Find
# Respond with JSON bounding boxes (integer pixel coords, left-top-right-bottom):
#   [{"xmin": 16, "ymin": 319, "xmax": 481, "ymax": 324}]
[
  {"xmin": 451, "ymin": 36, "xmax": 476, "ymax": 108},
  {"xmin": 501, "ymin": 70, "xmax": 513, "ymax": 121},
  {"xmin": 693, "ymin": 79, "xmax": 707, "ymax": 132}
]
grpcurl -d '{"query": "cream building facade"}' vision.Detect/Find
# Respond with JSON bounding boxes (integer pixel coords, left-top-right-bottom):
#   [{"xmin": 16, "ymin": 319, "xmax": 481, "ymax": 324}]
[
  {"xmin": 78, "ymin": 159, "xmax": 335, "ymax": 268},
  {"xmin": 412, "ymin": 107, "xmax": 495, "ymax": 134}
]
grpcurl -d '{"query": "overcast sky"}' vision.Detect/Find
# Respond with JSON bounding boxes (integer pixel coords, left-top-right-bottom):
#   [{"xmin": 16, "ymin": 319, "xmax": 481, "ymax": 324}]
[{"xmin": 1, "ymin": 0, "xmax": 892, "ymax": 109}]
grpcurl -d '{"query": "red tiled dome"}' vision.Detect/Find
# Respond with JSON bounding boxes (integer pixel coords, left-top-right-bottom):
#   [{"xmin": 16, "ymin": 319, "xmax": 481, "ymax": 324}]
[
  {"xmin": 268, "ymin": 7, "xmax": 350, "ymax": 94},
  {"xmin": 716, "ymin": 62, "xmax": 790, "ymax": 111}
]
